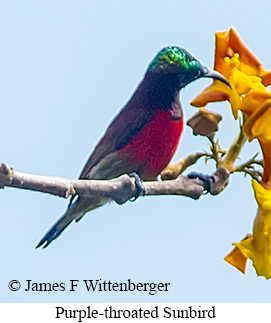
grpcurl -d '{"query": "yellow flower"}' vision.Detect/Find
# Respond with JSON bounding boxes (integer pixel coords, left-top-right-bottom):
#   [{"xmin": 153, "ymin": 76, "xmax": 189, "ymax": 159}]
[
  {"xmin": 192, "ymin": 27, "xmax": 271, "ymax": 185},
  {"xmin": 212, "ymin": 27, "xmax": 271, "ymax": 84},
  {"xmin": 225, "ymin": 180, "xmax": 271, "ymax": 279},
  {"xmin": 241, "ymin": 97, "xmax": 271, "ymax": 184},
  {"xmin": 191, "ymin": 27, "xmax": 271, "ymax": 119},
  {"xmin": 192, "ymin": 27, "xmax": 271, "ymax": 277},
  {"xmin": 242, "ymin": 98, "xmax": 271, "ymax": 141}
]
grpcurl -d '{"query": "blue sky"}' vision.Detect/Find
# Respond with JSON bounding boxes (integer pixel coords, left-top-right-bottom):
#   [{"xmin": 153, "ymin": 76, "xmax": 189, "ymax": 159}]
[{"xmin": 1, "ymin": 0, "xmax": 271, "ymax": 302}]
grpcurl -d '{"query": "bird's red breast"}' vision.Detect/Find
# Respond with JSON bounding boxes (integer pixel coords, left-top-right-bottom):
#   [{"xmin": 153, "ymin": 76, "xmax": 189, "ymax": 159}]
[{"xmin": 119, "ymin": 109, "xmax": 184, "ymax": 179}]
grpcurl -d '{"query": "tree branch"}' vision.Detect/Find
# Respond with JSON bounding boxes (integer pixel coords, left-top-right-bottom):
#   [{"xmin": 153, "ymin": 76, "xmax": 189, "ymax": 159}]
[{"xmin": 0, "ymin": 162, "xmax": 230, "ymax": 204}]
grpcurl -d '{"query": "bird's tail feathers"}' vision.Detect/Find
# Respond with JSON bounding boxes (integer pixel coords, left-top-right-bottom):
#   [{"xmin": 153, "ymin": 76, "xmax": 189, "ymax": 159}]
[
  {"xmin": 35, "ymin": 209, "xmax": 79, "ymax": 249},
  {"xmin": 36, "ymin": 197, "xmax": 108, "ymax": 249}
]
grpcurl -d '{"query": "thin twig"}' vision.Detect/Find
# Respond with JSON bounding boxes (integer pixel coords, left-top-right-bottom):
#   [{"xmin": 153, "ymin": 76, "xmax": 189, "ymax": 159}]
[{"xmin": 161, "ymin": 152, "xmax": 209, "ymax": 180}]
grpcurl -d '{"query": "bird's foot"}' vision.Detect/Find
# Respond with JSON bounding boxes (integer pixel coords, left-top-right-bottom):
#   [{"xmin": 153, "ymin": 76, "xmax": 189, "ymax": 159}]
[
  {"xmin": 129, "ymin": 172, "xmax": 145, "ymax": 201},
  {"xmin": 187, "ymin": 171, "xmax": 215, "ymax": 194}
]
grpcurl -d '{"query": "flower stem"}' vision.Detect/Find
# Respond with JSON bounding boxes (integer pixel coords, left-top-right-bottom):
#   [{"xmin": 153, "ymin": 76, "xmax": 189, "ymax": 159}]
[{"xmin": 218, "ymin": 129, "xmax": 247, "ymax": 173}]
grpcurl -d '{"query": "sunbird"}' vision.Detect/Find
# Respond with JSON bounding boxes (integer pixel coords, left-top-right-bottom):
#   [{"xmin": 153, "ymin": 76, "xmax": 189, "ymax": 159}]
[{"xmin": 36, "ymin": 46, "xmax": 229, "ymax": 248}]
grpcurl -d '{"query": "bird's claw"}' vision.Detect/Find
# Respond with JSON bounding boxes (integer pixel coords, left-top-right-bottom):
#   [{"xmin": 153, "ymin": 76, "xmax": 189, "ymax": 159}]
[
  {"xmin": 187, "ymin": 171, "xmax": 215, "ymax": 194},
  {"xmin": 129, "ymin": 172, "xmax": 145, "ymax": 201}
]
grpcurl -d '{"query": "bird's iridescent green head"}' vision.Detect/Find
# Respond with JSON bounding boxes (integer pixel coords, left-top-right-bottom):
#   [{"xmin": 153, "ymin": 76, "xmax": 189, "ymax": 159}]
[
  {"xmin": 148, "ymin": 46, "xmax": 229, "ymax": 89},
  {"xmin": 149, "ymin": 46, "xmax": 205, "ymax": 73},
  {"xmin": 148, "ymin": 46, "xmax": 207, "ymax": 86}
]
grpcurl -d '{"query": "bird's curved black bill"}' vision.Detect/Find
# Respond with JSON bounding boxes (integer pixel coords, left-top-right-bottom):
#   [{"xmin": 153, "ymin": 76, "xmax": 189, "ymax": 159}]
[{"xmin": 203, "ymin": 69, "xmax": 231, "ymax": 88}]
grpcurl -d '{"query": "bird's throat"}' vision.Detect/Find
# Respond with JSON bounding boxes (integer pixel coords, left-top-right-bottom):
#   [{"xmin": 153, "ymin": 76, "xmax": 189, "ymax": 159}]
[{"xmin": 141, "ymin": 71, "xmax": 182, "ymax": 110}]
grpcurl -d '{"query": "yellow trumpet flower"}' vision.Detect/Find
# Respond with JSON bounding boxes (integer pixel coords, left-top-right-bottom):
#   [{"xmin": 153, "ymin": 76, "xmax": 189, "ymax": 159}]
[
  {"xmin": 225, "ymin": 180, "xmax": 271, "ymax": 279},
  {"xmin": 192, "ymin": 27, "xmax": 271, "ymax": 278}
]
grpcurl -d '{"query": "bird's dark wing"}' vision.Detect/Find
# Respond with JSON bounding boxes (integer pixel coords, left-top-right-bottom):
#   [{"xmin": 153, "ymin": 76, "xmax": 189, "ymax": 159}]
[{"xmin": 79, "ymin": 99, "xmax": 154, "ymax": 179}]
